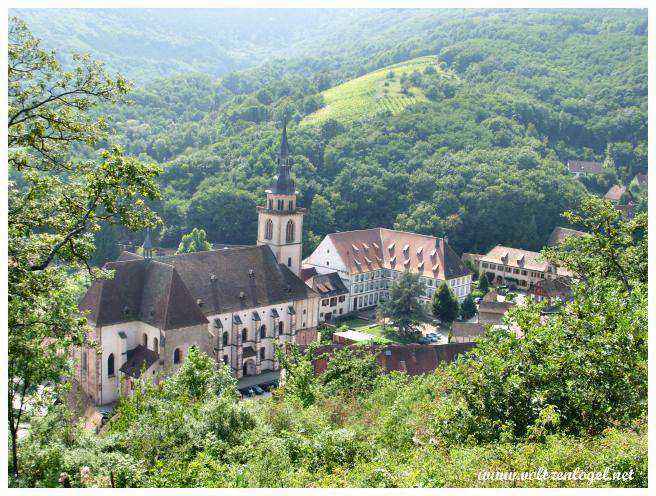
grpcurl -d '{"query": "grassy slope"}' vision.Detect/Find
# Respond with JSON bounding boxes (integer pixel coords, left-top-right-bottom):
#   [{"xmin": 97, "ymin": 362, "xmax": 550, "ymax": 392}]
[{"xmin": 302, "ymin": 55, "xmax": 440, "ymax": 126}]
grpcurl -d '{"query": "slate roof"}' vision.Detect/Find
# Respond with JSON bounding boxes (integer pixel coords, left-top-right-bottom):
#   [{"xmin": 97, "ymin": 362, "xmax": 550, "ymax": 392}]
[
  {"xmin": 79, "ymin": 258, "xmax": 208, "ymax": 330},
  {"xmin": 120, "ymin": 345, "xmax": 159, "ymax": 378},
  {"xmin": 478, "ymin": 300, "xmax": 515, "ymax": 315},
  {"xmin": 567, "ymin": 160, "xmax": 604, "ymax": 175},
  {"xmin": 300, "ymin": 266, "xmax": 318, "ymax": 282},
  {"xmin": 79, "ymin": 245, "xmax": 316, "ymax": 329},
  {"xmin": 451, "ymin": 322, "xmax": 486, "ymax": 343},
  {"xmin": 546, "ymin": 227, "xmax": 587, "ymax": 247},
  {"xmin": 326, "ymin": 228, "xmax": 470, "ymax": 280},
  {"xmin": 269, "ymin": 121, "xmax": 296, "ymax": 195},
  {"xmin": 309, "ymin": 272, "xmax": 349, "ymax": 297}
]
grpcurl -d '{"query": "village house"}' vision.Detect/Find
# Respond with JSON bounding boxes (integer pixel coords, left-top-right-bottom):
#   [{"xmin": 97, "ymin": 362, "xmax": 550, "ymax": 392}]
[
  {"xmin": 300, "ymin": 268, "xmax": 349, "ymax": 323},
  {"xmin": 304, "ymin": 230, "xmax": 472, "ymax": 313},
  {"xmin": 477, "ymin": 245, "xmax": 571, "ymax": 292},
  {"xmin": 604, "ymin": 184, "xmax": 627, "ymax": 203},
  {"xmin": 567, "ymin": 160, "xmax": 604, "ymax": 178},
  {"xmin": 312, "ymin": 342, "xmax": 475, "ymax": 376}
]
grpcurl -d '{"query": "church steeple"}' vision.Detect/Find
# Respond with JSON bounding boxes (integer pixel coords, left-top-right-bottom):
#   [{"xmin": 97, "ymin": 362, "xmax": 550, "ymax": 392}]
[
  {"xmin": 271, "ymin": 118, "xmax": 296, "ymax": 195},
  {"xmin": 257, "ymin": 119, "xmax": 306, "ymax": 277}
]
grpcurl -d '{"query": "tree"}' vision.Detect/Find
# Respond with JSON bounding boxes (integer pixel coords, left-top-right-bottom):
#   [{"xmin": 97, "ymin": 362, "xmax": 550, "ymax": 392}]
[
  {"xmin": 459, "ymin": 294, "xmax": 477, "ymax": 320},
  {"xmin": 478, "ymin": 271, "xmax": 490, "ymax": 293},
  {"xmin": 186, "ymin": 181, "xmax": 258, "ymax": 245},
  {"xmin": 8, "ymin": 18, "xmax": 160, "ymax": 479},
  {"xmin": 432, "ymin": 283, "xmax": 459, "ymax": 324},
  {"xmin": 439, "ymin": 199, "xmax": 647, "ymax": 444},
  {"xmin": 176, "ymin": 228, "xmax": 212, "ymax": 254},
  {"xmin": 377, "ymin": 272, "xmax": 427, "ymax": 338},
  {"xmin": 319, "ymin": 346, "xmax": 381, "ymax": 397}
]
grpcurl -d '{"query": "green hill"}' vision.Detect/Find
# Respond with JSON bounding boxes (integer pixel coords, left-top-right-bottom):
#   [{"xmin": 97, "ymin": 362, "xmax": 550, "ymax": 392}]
[{"xmin": 302, "ymin": 56, "xmax": 444, "ymax": 125}]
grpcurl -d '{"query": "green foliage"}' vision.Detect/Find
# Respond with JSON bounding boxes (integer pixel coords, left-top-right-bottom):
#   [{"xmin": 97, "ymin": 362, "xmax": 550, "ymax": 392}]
[
  {"xmin": 459, "ymin": 294, "xmax": 477, "ymax": 320},
  {"xmin": 432, "ymin": 282, "xmax": 459, "ymax": 324},
  {"xmin": 377, "ymin": 272, "xmax": 427, "ymax": 338},
  {"xmin": 302, "ymin": 56, "xmax": 438, "ymax": 125},
  {"xmin": 21, "ymin": 10, "xmax": 643, "ymax": 258},
  {"xmin": 8, "ymin": 17, "xmax": 160, "ymax": 480},
  {"xmin": 176, "ymin": 228, "xmax": 212, "ymax": 254},
  {"xmin": 186, "ymin": 181, "xmax": 258, "ymax": 245},
  {"xmin": 478, "ymin": 272, "xmax": 490, "ymax": 293},
  {"xmin": 319, "ymin": 346, "xmax": 381, "ymax": 397}
]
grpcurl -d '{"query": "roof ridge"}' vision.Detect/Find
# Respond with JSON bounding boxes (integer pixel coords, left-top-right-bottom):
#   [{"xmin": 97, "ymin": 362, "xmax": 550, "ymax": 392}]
[{"xmin": 161, "ymin": 264, "xmax": 175, "ymax": 330}]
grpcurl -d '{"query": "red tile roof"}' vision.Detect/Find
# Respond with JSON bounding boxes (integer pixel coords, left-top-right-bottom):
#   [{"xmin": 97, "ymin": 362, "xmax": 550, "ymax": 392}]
[
  {"xmin": 327, "ymin": 228, "xmax": 469, "ymax": 280},
  {"xmin": 605, "ymin": 184, "xmax": 626, "ymax": 201},
  {"xmin": 311, "ymin": 342, "xmax": 475, "ymax": 376}
]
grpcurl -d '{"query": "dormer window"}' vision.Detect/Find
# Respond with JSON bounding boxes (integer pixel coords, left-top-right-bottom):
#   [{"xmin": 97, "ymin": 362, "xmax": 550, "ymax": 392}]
[
  {"xmin": 388, "ymin": 242, "xmax": 395, "ymax": 252},
  {"xmin": 403, "ymin": 244, "xmax": 409, "ymax": 253},
  {"xmin": 416, "ymin": 247, "xmax": 423, "ymax": 256}
]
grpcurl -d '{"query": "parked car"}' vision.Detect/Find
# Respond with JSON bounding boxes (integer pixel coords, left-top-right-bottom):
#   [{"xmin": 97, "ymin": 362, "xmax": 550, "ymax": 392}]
[
  {"xmin": 239, "ymin": 388, "xmax": 253, "ymax": 398},
  {"xmin": 418, "ymin": 337, "xmax": 430, "ymax": 344},
  {"xmin": 252, "ymin": 385, "xmax": 265, "ymax": 395},
  {"xmin": 497, "ymin": 285, "xmax": 508, "ymax": 294},
  {"xmin": 261, "ymin": 380, "xmax": 279, "ymax": 392}
]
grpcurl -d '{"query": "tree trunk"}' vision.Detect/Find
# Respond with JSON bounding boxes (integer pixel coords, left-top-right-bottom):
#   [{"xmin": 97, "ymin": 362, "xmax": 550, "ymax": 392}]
[{"xmin": 10, "ymin": 425, "xmax": 19, "ymax": 479}]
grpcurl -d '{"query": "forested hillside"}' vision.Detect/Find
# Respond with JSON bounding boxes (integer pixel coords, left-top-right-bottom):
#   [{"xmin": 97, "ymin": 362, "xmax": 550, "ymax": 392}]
[{"xmin": 14, "ymin": 9, "xmax": 647, "ymax": 263}]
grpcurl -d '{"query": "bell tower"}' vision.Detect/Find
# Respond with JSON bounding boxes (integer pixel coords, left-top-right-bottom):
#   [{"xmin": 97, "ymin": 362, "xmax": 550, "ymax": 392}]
[{"xmin": 257, "ymin": 120, "xmax": 306, "ymax": 276}]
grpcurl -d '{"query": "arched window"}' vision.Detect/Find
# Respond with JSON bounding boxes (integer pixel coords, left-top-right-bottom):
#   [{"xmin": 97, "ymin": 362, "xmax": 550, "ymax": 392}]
[
  {"xmin": 153, "ymin": 337, "xmax": 159, "ymax": 354},
  {"xmin": 278, "ymin": 321, "xmax": 284, "ymax": 334},
  {"xmin": 107, "ymin": 354, "xmax": 115, "ymax": 377},
  {"xmin": 285, "ymin": 220, "xmax": 295, "ymax": 243},
  {"xmin": 242, "ymin": 328, "xmax": 248, "ymax": 342},
  {"xmin": 173, "ymin": 348, "xmax": 181, "ymax": 364},
  {"xmin": 260, "ymin": 325, "xmax": 266, "ymax": 338},
  {"xmin": 260, "ymin": 347, "xmax": 266, "ymax": 359},
  {"xmin": 142, "ymin": 333, "xmax": 148, "ymax": 348},
  {"xmin": 222, "ymin": 331, "xmax": 229, "ymax": 346},
  {"xmin": 265, "ymin": 219, "xmax": 273, "ymax": 240}
]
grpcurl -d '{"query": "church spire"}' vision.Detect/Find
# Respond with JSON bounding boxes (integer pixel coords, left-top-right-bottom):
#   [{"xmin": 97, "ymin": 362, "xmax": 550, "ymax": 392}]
[
  {"xmin": 271, "ymin": 118, "xmax": 295, "ymax": 195},
  {"xmin": 279, "ymin": 117, "xmax": 290, "ymax": 164}
]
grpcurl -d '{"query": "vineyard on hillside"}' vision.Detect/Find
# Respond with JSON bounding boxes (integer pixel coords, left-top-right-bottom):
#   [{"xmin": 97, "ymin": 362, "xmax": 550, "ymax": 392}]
[{"xmin": 302, "ymin": 55, "xmax": 445, "ymax": 125}]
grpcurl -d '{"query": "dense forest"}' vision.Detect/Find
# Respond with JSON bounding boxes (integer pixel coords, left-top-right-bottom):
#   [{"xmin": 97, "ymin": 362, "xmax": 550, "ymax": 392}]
[{"xmin": 13, "ymin": 9, "xmax": 648, "ymax": 263}]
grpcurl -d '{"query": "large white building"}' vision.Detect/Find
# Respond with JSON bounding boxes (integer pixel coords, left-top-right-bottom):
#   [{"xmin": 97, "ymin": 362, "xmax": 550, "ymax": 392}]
[{"xmin": 303, "ymin": 228, "xmax": 473, "ymax": 312}]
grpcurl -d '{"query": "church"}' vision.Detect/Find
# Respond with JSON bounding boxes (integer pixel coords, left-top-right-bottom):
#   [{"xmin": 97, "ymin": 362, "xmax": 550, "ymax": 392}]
[
  {"xmin": 76, "ymin": 123, "xmax": 320, "ymax": 406},
  {"xmin": 75, "ymin": 123, "xmax": 472, "ymax": 406}
]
